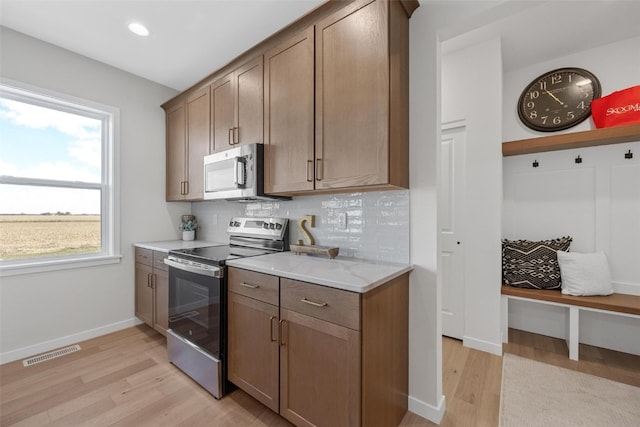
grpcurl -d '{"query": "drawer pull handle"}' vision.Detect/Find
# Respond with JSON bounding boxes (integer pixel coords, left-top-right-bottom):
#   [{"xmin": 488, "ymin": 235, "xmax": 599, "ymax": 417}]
[
  {"xmin": 240, "ymin": 282, "xmax": 259, "ymax": 289},
  {"xmin": 301, "ymin": 298, "xmax": 328, "ymax": 308}
]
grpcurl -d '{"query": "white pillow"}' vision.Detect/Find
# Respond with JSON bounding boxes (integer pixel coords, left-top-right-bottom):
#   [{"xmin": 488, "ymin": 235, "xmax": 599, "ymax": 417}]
[{"xmin": 557, "ymin": 251, "xmax": 613, "ymax": 296}]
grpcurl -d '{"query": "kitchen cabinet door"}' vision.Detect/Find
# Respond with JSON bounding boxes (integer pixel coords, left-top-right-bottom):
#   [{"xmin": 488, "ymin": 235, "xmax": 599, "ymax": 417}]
[
  {"xmin": 211, "ymin": 56, "xmax": 264, "ymax": 152},
  {"xmin": 279, "ymin": 308, "xmax": 361, "ymax": 427},
  {"xmin": 227, "ymin": 291, "xmax": 280, "ymax": 413},
  {"xmin": 315, "ymin": 0, "xmax": 389, "ymax": 190},
  {"xmin": 264, "ymin": 27, "xmax": 315, "ymax": 194},
  {"xmin": 234, "ymin": 56, "xmax": 264, "ymax": 147},
  {"xmin": 134, "ymin": 262, "xmax": 154, "ymax": 327},
  {"xmin": 211, "ymin": 75, "xmax": 234, "ymax": 152},
  {"xmin": 185, "ymin": 86, "xmax": 210, "ymax": 200},
  {"xmin": 165, "ymin": 101, "xmax": 187, "ymax": 201}
]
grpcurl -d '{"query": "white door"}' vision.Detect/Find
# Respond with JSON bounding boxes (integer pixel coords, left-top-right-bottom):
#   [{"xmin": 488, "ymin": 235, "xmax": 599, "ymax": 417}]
[{"xmin": 440, "ymin": 122, "xmax": 466, "ymax": 339}]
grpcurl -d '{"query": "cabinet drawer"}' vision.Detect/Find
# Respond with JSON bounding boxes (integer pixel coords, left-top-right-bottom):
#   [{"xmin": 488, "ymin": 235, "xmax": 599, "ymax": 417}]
[
  {"xmin": 228, "ymin": 267, "xmax": 279, "ymax": 306},
  {"xmin": 135, "ymin": 247, "xmax": 153, "ymax": 266},
  {"xmin": 152, "ymin": 251, "xmax": 168, "ymax": 272},
  {"xmin": 281, "ymin": 278, "xmax": 360, "ymax": 330}
]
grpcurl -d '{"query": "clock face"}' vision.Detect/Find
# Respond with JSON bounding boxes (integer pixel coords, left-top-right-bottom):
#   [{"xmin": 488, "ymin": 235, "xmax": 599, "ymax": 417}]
[{"xmin": 517, "ymin": 68, "xmax": 601, "ymax": 132}]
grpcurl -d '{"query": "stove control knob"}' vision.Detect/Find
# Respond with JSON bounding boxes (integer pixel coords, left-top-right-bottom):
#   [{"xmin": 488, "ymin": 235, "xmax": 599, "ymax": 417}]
[
  {"xmin": 276, "ymin": 223, "xmax": 282, "ymax": 230},
  {"xmin": 269, "ymin": 223, "xmax": 276, "ymax": 229},
  {"xmin": 229, "ymin": 220, "xmax": 234, "ymax": 226},
  {"xmin": 234, "ymin": 221, "xmax": 241, "ymax": 227},
  {"xmin": 263, "ymin": 223, "xmax": 269, "ymax": 229}
]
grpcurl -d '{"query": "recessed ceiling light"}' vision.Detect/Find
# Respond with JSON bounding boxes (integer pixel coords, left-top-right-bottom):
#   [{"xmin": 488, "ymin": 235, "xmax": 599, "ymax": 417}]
[{"xmin": 128, "ymin": 22, "xmax": 150, "ymax": 37}]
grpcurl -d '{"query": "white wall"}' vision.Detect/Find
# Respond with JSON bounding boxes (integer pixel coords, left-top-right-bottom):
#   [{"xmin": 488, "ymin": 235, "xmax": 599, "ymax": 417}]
[
  {"xmin": 441, "ymin": 38, "xmax": 503, "ymax": 355},
  {"xmin": 503, "ymin": 36, "xmax": 640, "ymax": 141},
  {"xmin": 502, "ymin": 37, "xmax": 640, "ymax": 354},
  {"xmin": 0, "ymin": 27, "xmax": 189, "ymax": 363},
  {"xmin": 408, "ymin": 2, "xmax": 502, "ymax": 422}
]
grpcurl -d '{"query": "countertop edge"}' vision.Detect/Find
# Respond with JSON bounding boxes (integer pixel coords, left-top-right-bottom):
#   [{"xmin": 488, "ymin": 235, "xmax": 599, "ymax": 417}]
[
  {"xmin": 133, "ymin": 240, "xmax": 225, "ymax": 253},
  {"xmin": 226, "ymin": 259, "xmax": 414, "ymax": 293}
]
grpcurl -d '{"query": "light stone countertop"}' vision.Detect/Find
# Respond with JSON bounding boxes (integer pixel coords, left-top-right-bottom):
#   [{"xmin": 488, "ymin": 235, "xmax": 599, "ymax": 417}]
[
  {"xmin": 226, "ymin": 252, "xmax": 413, "ymax": 293},
  {"xmin": 133, "ymin": 240, "xmax": 226, "ymax": 253}
]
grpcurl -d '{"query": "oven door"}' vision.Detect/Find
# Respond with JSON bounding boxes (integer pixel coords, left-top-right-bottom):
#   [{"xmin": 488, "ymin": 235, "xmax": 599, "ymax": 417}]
[{"xmin": 165, "ymin": 259, "xmax": 224, "ymax": 359}]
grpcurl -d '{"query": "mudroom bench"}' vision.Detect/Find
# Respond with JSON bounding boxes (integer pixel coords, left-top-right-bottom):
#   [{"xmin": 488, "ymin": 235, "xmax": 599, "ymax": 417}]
[{"xmin": 501, "ymin": 286, "xmax": 640, "ymax": 360}]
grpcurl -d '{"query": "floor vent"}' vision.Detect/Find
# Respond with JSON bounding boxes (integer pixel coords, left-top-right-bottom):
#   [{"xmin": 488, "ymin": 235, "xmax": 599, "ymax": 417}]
[{"xmin": 22, "ymin": 345, "xmax": 81, "ymax": 367}]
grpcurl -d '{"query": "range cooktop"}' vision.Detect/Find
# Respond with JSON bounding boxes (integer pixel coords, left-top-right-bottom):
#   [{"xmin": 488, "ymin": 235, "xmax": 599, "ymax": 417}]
[{"xmin": 169, "ymin": 245, "xmax": 274, "ymax": 266}]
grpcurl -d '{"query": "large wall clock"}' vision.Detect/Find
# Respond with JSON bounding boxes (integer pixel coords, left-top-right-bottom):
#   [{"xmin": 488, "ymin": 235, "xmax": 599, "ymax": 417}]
[{"xmin": 517, "ymin": 67, "xmax": 601, "ymax": 132}]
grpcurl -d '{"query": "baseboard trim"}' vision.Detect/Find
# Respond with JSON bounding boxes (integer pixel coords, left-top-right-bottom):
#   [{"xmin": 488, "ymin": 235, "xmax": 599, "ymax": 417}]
[
  {"xmin": 408, "ymin": 394, "xmax": 446, "ymax": 424},
  {"xmin": 463, "ymin": 335, "xmax": 503, "ymax": 356},
  {"xmin": 0, "ymin": 318, "xmax": 143, "ymax": 365}
]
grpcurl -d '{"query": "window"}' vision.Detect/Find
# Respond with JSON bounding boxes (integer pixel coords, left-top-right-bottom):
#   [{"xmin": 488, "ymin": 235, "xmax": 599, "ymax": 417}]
[{"xmin": 0, "ymin": 81, "xmax": 120, "ymax": 276}]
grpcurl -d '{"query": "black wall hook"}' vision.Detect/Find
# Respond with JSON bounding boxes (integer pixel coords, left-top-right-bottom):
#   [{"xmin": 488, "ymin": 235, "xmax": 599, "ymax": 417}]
[
  {"xmin": 625, "ymin": 150, "xmax": 633, "ymax": 159},
  {"xmin": 575, "ymin": 155, "xmax": 582, "ymax": 164},
  {"xmin": 533, "ymin": 160, "xmax": 539, "ymax": 168}
]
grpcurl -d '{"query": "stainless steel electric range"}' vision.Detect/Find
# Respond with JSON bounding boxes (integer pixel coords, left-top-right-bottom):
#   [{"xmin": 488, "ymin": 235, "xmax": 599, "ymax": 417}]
[{"xmin": 164, "ymin": 217, "xmax": 289, "ymax": 398}]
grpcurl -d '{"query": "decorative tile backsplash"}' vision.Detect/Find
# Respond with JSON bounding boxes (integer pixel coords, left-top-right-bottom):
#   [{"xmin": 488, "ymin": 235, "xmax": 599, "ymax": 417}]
[{"xmin": 191, "ymin": 190, "xmax": 410, "ymax": 264}]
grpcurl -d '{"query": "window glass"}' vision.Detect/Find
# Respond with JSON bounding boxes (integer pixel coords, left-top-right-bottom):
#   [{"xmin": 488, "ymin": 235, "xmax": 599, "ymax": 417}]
[
  {"xmin": 0, "ymin": 98, "xmax": 102, "ymax": 183},
  {"xmin": 0, "ymin": 185, "xmax": 101, "ymax": 260},
  {"xmin": 0, "ymin": 82, "xmax": 118, "ymax": 273}
]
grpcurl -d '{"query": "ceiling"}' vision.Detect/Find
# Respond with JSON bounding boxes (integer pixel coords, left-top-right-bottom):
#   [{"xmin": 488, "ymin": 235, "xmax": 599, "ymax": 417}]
[
  {"xmin": 0, "ymin": 0, "xmax": 325, "ymax": 91},
  {"xmin": 441, "ymin": 0, "xmax": 640, "ymax": 72},
  {"xmin": 1, "ymin": 1, "xmax": 639, "ymax": 92}
]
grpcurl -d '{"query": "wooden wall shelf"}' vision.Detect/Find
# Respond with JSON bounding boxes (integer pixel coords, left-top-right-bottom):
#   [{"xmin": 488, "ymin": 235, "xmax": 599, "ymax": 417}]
[{"xmin": 502, "ymin": 123, "xmax": 640, "ymax": 157}]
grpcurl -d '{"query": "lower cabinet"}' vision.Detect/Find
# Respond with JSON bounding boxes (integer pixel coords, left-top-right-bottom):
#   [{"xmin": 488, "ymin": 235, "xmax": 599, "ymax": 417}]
[
  {"xmin": 227, "ymin": 267, "xmax": 408, "ymax": 427},
  {"xmin": 134, "ymin": 248, "xmax": 169, "ymax": 336},
  {"xmin": 227, "ymin": 291, "xmax": 280, "ymax": 412}
]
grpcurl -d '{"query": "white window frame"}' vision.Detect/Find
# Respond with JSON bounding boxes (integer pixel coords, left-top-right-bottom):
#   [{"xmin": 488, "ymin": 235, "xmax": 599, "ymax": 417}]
[{"xmin": 0, "ymin": 79, "xmax": 121, "ymax": 276}]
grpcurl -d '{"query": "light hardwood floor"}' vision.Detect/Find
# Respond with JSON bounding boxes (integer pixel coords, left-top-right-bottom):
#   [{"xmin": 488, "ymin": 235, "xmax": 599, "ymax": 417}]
[{"xmin": 1, "ymin": 326, "xmax": 638, "ymax": 426}]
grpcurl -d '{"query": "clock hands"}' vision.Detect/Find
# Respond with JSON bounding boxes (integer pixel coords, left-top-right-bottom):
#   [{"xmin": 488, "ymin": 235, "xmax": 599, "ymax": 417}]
[{"xmin": 544, "ymin": 89, "xmax": 565, "ymax": 106}]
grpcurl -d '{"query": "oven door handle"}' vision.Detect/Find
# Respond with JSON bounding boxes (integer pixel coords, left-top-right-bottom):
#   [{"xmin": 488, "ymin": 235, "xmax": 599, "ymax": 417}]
[{"xmin": 164, "ymin": 258, "xmax": 223, "ymax": 278}]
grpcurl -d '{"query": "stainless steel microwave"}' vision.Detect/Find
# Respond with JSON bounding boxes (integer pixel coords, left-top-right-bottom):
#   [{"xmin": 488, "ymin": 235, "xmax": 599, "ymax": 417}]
[{"xmin": 203, "ymin": 143, "xmax": 289, "ymax": 201}]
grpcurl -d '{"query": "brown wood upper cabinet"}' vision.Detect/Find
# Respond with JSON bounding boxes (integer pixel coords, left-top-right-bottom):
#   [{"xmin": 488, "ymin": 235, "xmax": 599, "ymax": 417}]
[
  {"xmin": 315, "ymin": 0, "xmax": 409, "ymax": 192},
  {"xmin": 211, "ymin": 56, "xmax": 264, "ymax": 152},
  {"xmin": 165, "ymin": 102, "xmax": 187, "ymax": 201},
  {"xmin": 264, "ymin": 27, "xmax": 315, "ymax": 193},
  {"xmin": 265, "ymin": 0, "xmax": 411, "ymax": 195},
  {"xmin": 164, "ymin": 85, "xmax": 209, "ymax": 201},
  {"xmin": 163, "ymin": 0, "xmax": 416, "ymax": 199}
]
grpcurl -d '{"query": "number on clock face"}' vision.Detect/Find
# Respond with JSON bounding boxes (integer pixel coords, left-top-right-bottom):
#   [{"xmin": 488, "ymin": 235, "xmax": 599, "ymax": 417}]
[{"xmin": 517, "ymin": 68, "xmax": 601, "ymax": 132}]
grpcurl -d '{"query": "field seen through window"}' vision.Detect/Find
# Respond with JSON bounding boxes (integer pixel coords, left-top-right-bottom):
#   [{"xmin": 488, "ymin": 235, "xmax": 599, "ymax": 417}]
[{"xmin": 0, "ymin": 214, "xmax": 100, "ymax": 260}]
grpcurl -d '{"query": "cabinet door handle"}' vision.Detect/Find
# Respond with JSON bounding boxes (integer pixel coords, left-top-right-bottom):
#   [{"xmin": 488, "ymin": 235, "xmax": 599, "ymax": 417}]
[
  {"xmin": 301, "ymin": 297, "xmax": 328, "ymax": 308},
  {"xmin": 146, "ymin": 273, "xmax": 151, "ymax": 288},
  {"xmin": 316, "ymin": 158, "xmax": 323, "ymax": 181},
  {"xmin": 269, "ymin": 316, "xmax": 277, "ymax": 342},
  {"xmin": 150, "ymin": 274, "xmax": 156, "ymax": 289},
  {"xmin": 239, "ymin": 282, "xmax": 259, "ymax": 289},
  {"xmin": 279, "ymin": 319, "xmax": 287, "ymax": 346},
  {"xmin": 233, "ymin": 127, "xmax": 239, "ymax": 144},
  {"xmin": 228, "ymin": 128, "xmax": 234, "ymax": 145},
  {"xmin": 184, "ymin": 181, "xmax": 189, "ymax": 195},
  {"xmin": 306, "ymin": 160, "xmax": 313, "ymax": 182}
]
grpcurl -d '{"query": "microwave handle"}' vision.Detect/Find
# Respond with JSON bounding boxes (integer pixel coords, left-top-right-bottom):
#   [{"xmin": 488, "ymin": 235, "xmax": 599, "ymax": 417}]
[{"xmin": 234, "ymin": 157, "xmax": 246, "ymax": 187}]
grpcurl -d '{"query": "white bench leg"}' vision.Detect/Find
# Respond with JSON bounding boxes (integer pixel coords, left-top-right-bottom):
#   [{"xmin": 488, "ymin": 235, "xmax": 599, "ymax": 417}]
[
  {"xmin": 501, "ymin": 295, "xmax": 509, "ymax": 343},
  {"xmin": 567, "ymin": 306, "xmax": 579, "ymax": 361}
]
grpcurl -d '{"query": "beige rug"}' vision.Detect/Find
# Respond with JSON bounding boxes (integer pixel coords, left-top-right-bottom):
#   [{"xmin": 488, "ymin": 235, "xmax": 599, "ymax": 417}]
[{"xmin": 499, "ymin": 353, "xmax": 640, "ymax": 427}]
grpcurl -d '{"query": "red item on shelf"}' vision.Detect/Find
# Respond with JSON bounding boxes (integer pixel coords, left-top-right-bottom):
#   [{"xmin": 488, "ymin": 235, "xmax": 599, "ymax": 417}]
[{"xmin": 591, "ymin": 85, "xmax": 640, "ymax": 128}]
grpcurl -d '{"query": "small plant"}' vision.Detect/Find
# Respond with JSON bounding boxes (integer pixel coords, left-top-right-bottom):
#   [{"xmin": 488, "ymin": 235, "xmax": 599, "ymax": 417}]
[{"xmin": 179, "ymin": 218, "xmax": 198, "ymax": 231}]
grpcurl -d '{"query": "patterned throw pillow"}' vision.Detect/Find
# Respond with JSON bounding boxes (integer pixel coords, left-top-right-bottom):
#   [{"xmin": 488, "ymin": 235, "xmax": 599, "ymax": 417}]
[{"xmin": 502, "ymin": 237, "xmax": 572, "ymax": 290}]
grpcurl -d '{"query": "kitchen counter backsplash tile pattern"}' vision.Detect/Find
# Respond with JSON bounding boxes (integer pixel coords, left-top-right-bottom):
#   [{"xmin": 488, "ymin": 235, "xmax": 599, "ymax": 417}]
[{"xmin": 191, "ymin": 190, "xmax": 410, "ymax": 264}]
